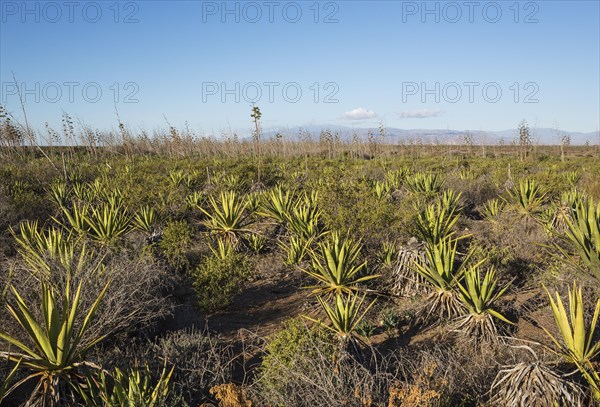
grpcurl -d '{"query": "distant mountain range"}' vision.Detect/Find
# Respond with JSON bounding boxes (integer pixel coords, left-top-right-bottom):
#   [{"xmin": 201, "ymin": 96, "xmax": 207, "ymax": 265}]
[{"xmin": 259, "ymin": 125, "xmax": 599, "ymax": 146}]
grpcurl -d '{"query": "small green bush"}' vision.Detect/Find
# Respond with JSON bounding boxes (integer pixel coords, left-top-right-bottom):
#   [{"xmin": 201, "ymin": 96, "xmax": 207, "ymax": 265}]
[
  {"xmin": 257, "ymin": 317, "xmax": 336, "ymax": 394},
  {"xmin": 159, "ymin": 220, "xmax": 193, "ymax": 271},
  {"xmin": 192, "ymin": 252, "xmax": 253, "ymax": 312}
]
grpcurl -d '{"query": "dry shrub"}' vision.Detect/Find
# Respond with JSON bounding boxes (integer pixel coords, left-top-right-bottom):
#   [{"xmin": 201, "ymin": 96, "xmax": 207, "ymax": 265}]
[
  {"xmin": 388, "ymin": 362, "xmax": 444, "ymax": 406},
  {"xmin": 209, "ymin": 383, "xmax": 252, "ymax": 407},
  {"xmin": 249, "ymin": 326, "xmax": 399, "ymax": 406},
  {"xmin": 155, "ymin": 328, "xmax": 233, "ymax": 405}
]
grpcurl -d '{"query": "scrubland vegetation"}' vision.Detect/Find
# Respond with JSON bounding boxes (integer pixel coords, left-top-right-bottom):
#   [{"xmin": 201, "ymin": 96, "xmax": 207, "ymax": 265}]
[{"xmin": 1, "ymin": 117, "xmax": 599, "ymax": 406}]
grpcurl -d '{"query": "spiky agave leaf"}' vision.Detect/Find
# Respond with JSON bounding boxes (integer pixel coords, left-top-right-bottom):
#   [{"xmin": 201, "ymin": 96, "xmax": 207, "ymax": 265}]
[
  {"xmin": 302, "ymin": 232, "xmax": 378, "ymax": 296},
  {"xmin": 411, "ymin": 237, "xmax": 481, "ymax": 321},
  {"xmin": 542, "ymin": 283, "xmax": 600, "ymax": 402},
  {"xmin": 257, "ymin": 185, "xmax": 295, "ymax": 224},
  {"xmin": 198, "ymin": 191, "xmax": 253, "ymax": 244},
  {"xmin": 304, "ymin": 292, "xmax": 376, "ymax": 340},
  {"xmin": 0, "ymin": 279, "xmax": 110, "ymax": 403},
  {"xmin": 542, "ymin": 282, "xmax": 600, "ymax": 364},
  {"xmin": 560, "ymin": 197, "xmax": 600, "ymax": 280},
  {"xmin": 454, "ymin": 266, "xmax": 514, "ymax": 342},
  {"xmin": 504, "ymin": 178, "xmax": 548, "ymax": 216}
]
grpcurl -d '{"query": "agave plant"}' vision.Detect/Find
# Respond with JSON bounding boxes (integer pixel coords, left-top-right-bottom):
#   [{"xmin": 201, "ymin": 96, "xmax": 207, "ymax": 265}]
[
  {"xmin": 374, "ymin": 180, "xmax": 391, "ymax": 200},
  {"xmin": 303, "ymin": 232, "xmax": 378, "ymax": 296},
  {"xmin": 305, "ymin": 293, "xmax": 376, "ymax": 341},
  {"xmin": 454, "ymin": 265, "xmax": 513, "ymax": 342},
  {"xmin": 414, "ymin": 195, "xmax": 461, "ymax": 245},
  {"xmin": 564, "ymin": 170, "xmax": 582, "ymax": 187},
  {"xmin": 168, "ymin": 169, "xmax": 186, "ymax": 187},
  {"xmin": 284, "ymin": 201, "xmax": 325, "ymax": 240},
  {"xmin": 540, "ymin": 190, "xmax": 580, "ymax": 234},
  {"xmin": 48, "ymin": 180, "xmax": 70, "ymax": 209},
  {"xmin": 132, "ymin": 205, "xmax": 160, "ymax": 235},
  {"xmin": 72, "ymin": 181, "xmax": 96, "ymax": 203},
  {"xmin": 245, "ymin": 232, "xmax": 267, "ymax": 254},
  {"xmin": 481, "ymin": 198, "xmax": 504, "ymax": 221},
  {"xmin": 198, "ymin": 191, "xmax": 252, "ymax": 244},
  {"xmin": 86, "ymin": 200, "xmax": 132, "ymax": 245},
  {"xmin": 245, "ymin": 191, "xmax": 263, "ymax": 214},
  {"xmin": 210, "ymin": 237, "xmax": 237, "ymax": 260},
  {"xmin": 278, "ymin": 235, "xmax": 314, "ymax": 266},
  {"xmin": 411, "ymin": 237, "xmax": 479, "ymax": 321},
  {"xmin": 186, "ymin": 191, "xmax": 206, "ymax": 209},
  {"xmin": 81, "ymin": 362, "xmax": 174, "ymax": 407},
  {"xmin": 405, "ymin": 172, "xmax": 445, "ymax": 195},
  {"xmin": 258, "ymin": 185, "xmax": 294, "ymax": 224},
  {"xmin": 543, "ymin": 283, "xmax": 600, "ymax": 400},
  {"xmin": 458, "ymin": 167, "xmax": 475, "ymax": 180},
  {"xmin": 56, "ymin": 202, "xmax": 91, "ymax": 235},
  {"xmin": 558, "ymin": 197, "xmax": 600, "ymax": 280},
  {"xmin": 222, "ymin": 173, "xmax": 246, "ymax": 191},
  {"xmin": 384, "ymin": 168, "xmax": 410, "ymax": 189},
  {"xmin": 0, "ymin": 279, "xmax": 110, "ymax": 405},
  {"xmin": 12, "ymin": 221, "xmax": 74, "ymax": 275},
  {"xmin": 505, "ymin": 178, "xmax": 548, "ymax": 216},
  {"xmin": 378, "ymin": 241, "xmax": 399, "ymax": 267}
]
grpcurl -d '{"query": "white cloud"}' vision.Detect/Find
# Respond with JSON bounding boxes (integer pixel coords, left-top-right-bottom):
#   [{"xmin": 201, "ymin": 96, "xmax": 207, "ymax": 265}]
[
  {"xmin": 343, "ymin": 107, "xmax": 377, "ymax": 120},
  {"xmin": 396, "ymin": 109, "xmax": 443, "ymax": 119}
]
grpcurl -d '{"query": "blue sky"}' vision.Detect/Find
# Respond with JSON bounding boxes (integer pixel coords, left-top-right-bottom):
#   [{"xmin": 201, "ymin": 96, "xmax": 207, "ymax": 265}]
[{"xmin": 1, "ymin": 0, "xmax": 599, "ymax": 137}]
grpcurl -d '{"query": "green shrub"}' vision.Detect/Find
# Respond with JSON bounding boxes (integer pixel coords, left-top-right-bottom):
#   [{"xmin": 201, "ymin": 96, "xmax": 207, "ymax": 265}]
[
  {"xmin": 192, "ymin": 252, "xmax": 253, "ymax": 312},
  {"xmin": 159, "ymin": 220, "xmax": 193, "ymax": 271},
  {"xmin": 257, "ymin": 317, "xmax": 335, "ymax": 395}
]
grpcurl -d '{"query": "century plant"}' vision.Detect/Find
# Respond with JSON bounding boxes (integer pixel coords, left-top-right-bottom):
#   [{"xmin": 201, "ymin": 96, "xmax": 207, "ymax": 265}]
[
  {"xmin": 384, "ymin": 168, "xmax": 410, "ymax": 189},
  {"xmin": 305, "ymin": 293, "xmax": 376, "ymax": 342},
  {"xmin": 390, "ymin": 243, "xmax": 428, "ymax": 297},
  {"xmin": 564, "ymin": 170, "xmax": 582, "ymax": 187},
  {"xmin": 0, "ymin": 279, "xmax": 110, "ymax": 405},
  {"xmin": 481, "ymin": 198, "xmax": 504, "ymax": 221},
  {"xmin": 454, "ymin": 265, "xmax": 513, "ymax": 342},
  {"xmin": 414, "ymin": 193, "xmax": 462, "ymax": 245},
  {"xmin": 48, "ymin": 180, "xmax": 70, "ymax": 209},
  {"xmin": 284, "ymin": 201, "xmax": 325, "ymax": 240},
  {"xmin": 72, "ymin": 181, "xmax": 96, "ymax": 203},
  {"xmin": 56, "ymin": 202, "xmax": 91, "ymax": 235},
  {"xmin": 258, "ymin": 185, "xmax": 294, "ymax": 224},
  {"xmin": 86, "ymin": 200, "xmax": 132, "ymax": 245},
  {"xmin": 411, "ymin": 237, "xmax": 479, "ymax": 320},
  {"xmin": 490, "ymin": 346, "xmax": 585, "ymax": 407},
  {"xmin": 538, "ymin": 189, "xmax": 583, "ymax": 234},
  {"xmin": 279, "ymin": 235, "xmax": 314, "ymax": 266},
  {"xmin": 303, "ymin": 232, "xmax": 377, "ymax": 296},
  {"xmin": 198, "ymin": 191, "xmax": 252, "ymax": 244},
  {"xmin": 557, "ymin": 197, "xmax": 600, "ymax": 280},
  {"xmin": 374, "ymin": 180, "xmax": 391, "ymax": 200},
  {"xmin": 246, "ymin": 191, "xmax": 263, "ymax": 214},
  {"xmin": 209, "ymin": 237, "xmax": 236, "ymax": 260},
  {"xmin": 132, "ymin": 205, "xmax": 159, "ymax": 235},
  {"xmin": 168, "ymin": 169, "xmax": 186, "ymax": 187},
  {"xmin": 378, "ymin": 241, "xmax": 399, "ymax": 267},
  {"xmin": 543, "ymin": 283, "xmax": 600, "ymax": 400},
  {"xmin": 186, "ymin": 191, "xmax": 206, "ymax": 209},
  {"xmin": 245, "ymin": 232, "xmax": 267, "ymax": 254},
  {"xmin": 81, "ymin": 363, "xmax": 174, "ymax": 406},
  {"xmin": 505, "ymin": 178, "xmax": 548, "ymax": 216},
  {"xmin": 12, "ymin": 220, "xmax": 76, "ymax": 275},
  {"xmin": 405, "ymin": 172, "xmax": 445, "ymax": 195}
]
